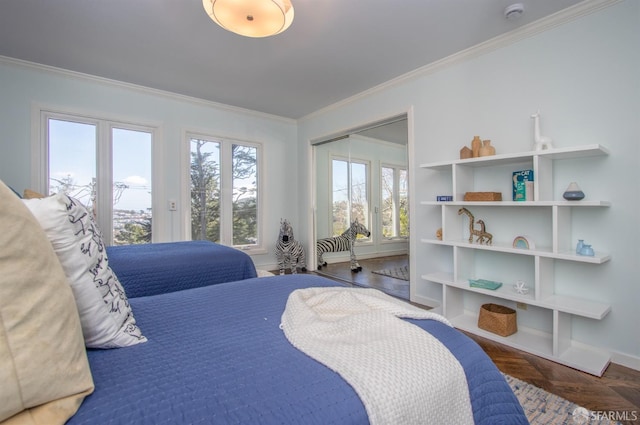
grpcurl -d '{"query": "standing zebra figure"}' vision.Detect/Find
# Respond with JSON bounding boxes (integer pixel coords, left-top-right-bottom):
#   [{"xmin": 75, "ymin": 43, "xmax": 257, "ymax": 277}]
[
  {"xmin": 275, "ymin": 219, "xmax": 307, "ymax": 275},
  {"xmin": 316, "ymin": 219, "xmax": 371, "ymax": 272}
]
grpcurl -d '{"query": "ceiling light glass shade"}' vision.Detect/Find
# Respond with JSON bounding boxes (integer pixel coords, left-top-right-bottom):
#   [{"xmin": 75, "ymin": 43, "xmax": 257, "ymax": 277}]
[{"xmin": 202, "ymin": 0, "xmax": 294, "ymax": 38}]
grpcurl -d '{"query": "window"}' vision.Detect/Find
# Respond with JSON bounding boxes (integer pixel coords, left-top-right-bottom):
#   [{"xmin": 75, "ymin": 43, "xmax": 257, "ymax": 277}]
[
  {"xmin": 42, "ymin": 111, "xmax": 155, "ymax": 246},
  {"xmin": 381, "ymin": 165, "xmax": 408, "ymax": 239},
  {"xmin": 188, "ymin": 135, "xmax": 261, "ymax": 251},
  {"xmin": 331, "ymin": 157, "xmax": 370, "ymax": 238},
  {"xmin": 111, "ymin": 128, "xmax": 153, "ymax": 245}
]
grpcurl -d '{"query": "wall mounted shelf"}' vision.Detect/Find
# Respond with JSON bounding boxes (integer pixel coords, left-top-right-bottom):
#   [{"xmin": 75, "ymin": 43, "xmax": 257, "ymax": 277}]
[{"xmin": 417, "ymin": 144, "xmax": 611, "ymax": 376}]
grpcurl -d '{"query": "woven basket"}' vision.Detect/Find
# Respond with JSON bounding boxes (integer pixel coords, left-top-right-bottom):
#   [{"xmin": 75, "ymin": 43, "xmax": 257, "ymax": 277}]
[
  {"xmin": 464, "ymin": 192, "xmax": 502, "ymax": 201},
  {"xmin": 478, "ymin": 303, "xmax": 517, "ymax": 337}
]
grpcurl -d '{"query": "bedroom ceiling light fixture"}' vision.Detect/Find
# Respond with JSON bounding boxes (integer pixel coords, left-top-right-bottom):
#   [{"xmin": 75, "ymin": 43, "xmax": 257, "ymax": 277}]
[{"xmin": 202, "ymin": 0, "xmax": 294, "ymax": 38}]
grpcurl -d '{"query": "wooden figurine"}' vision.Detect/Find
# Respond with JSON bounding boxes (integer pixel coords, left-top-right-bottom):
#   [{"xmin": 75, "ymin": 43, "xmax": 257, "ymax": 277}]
[
  {"xmin": 458, "ymin": 207, "xmax": 493, "ymax": 245},
  {"xmin": 460, "ymin": 146, "xmax": 472, "ymax": 159}
]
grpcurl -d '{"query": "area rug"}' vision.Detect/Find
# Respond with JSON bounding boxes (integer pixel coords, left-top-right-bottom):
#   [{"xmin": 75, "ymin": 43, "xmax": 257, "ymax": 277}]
[
  {"xmin": 371, "ymin": 265, "xmax": 409, "ymax": 281},
  {"xmin": 505, "ymin": 374, "xmax": 621, "ymax": 425}
]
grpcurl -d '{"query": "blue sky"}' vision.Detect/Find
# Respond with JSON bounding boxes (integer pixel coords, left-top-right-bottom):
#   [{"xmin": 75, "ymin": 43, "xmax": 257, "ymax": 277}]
[{"xmin": 49, "ymin": 119, "xmax": 152, "ymax": 211}]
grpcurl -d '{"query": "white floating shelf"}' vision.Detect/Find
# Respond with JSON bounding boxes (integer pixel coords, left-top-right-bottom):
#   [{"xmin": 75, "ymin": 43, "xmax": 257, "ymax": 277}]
[
  {"xmin": 417, "ymin": 144, "xmax": 612, "ymax": 376},
  {"xmin": 451, "ymin": 313, "xmax": 610, "ymax": 376},
  {"xmin": 420, "ymin": 238, "xmax": 611, "ymax": 264},
  {"xmin": 420, "ymin": 200, "xmax": 611, "ymax": 207},
  {"xmin": 419, "ymin": 144, "xmax": 609, "ymax": 169},
  {"xmin": 450, "ymin": 313, "xmax": 554, "ymax": 358},
  {"xmin": 421, "ymin": 272, "xmax": 611, "ymax": 320}
]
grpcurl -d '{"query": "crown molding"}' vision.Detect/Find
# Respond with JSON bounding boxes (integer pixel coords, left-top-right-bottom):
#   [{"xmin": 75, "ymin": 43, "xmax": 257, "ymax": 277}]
[
  {"xmin": 0, "ymin": 55, "xmax": 296, "ymax": 125},
  {"xmin": 0, "ymin": 0, "xmax": 620, "ymax": 126},
  {"xmin": 300, "ymin": 0, "xmax": 621, "ymax": 122}
]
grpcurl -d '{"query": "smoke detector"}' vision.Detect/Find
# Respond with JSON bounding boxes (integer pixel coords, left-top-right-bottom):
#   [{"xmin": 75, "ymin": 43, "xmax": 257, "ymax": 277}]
[{"xmin": 504, "ymin": 3, "xmax": 525, "ymax": 20}]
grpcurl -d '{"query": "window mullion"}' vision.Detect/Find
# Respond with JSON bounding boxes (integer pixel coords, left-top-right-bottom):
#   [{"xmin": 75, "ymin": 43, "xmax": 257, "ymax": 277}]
[
  {"xmin": 97, "ymin": 122, "xmax": 113, "ymax": 245},
  {"xmin": 219, "ymin": 142, "xmax": 233, "ymax": 245},
  {"xmin": 392, "ymin": 168, "xmax": 398, "ymax": 237}
]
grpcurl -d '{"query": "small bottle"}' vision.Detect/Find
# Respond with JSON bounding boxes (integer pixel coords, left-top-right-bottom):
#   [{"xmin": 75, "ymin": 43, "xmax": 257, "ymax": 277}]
[
  {"xmin": 479, "ymin": 140, "xmax": 495, "ymax": 157},
  {"xmin": 576, "ymin": 239, "xmax": 584, "ymax": 255}
]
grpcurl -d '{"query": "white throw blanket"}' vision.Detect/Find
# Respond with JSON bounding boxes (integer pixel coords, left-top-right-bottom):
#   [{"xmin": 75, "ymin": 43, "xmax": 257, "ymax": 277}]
[{"xmin": 280, "ymin": 287, "xmax": 474, "ymax": 425}]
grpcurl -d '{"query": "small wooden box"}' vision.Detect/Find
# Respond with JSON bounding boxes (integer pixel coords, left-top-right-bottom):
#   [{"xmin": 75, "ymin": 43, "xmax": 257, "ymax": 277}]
[
  {"xmin": 464, "ymin": 192, "xmax": 502, "ymax": 201},
  {"xmin": 478, "ymin": 303, "xmax": 517, "ymax": 337}
]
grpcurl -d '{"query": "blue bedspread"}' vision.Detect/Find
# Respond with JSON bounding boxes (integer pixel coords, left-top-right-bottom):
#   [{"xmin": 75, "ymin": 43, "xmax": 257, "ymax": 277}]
[
  {"xmin": 69, "ymin": 275, "xmax": 527, "ymax": 425},
  {"xmin": 105, "ymin": 241, "xmax": 257, "ymax": 298}
]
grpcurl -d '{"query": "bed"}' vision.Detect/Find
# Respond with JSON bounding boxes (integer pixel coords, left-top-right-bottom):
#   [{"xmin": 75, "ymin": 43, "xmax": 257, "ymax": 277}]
[
  {"xmin": 1, "ymin": 181, "xmax": 527, "ymax": 424},
  {"xmin": 67, "ymin": 274, "xmax": 528, "ymax": 425},
  {"xmin": 105, "ymin": 240, "xmax": 257, "ymax": 297}
]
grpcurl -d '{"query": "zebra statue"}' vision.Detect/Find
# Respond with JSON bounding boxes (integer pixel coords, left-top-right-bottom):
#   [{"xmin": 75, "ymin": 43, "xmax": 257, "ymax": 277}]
[
  {"xmin": 275, "ymin": 219, "xmax": 307, "ymax": 275},
  {"xmin": 316, "ymin": 219, "xmax": 371, "ymax": 272}
]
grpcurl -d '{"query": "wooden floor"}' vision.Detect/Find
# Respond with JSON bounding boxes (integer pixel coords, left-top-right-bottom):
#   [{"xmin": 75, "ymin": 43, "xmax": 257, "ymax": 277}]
[
  {"xmin": 312, "ymin": 255, "xmax": 640, "ymax": 423},
  {"xmin": 469, "ymin": 333, "xmax": 640, "ymax": 423},
  {"xmin": 315, "ymin": 254, "xmax": 409, "ymax": 300}
]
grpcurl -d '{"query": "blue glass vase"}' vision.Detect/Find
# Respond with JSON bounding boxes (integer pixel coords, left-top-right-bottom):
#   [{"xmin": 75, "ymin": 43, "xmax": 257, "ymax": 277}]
[
  {"xmin": 576, "ymin": 239, "xmax": 584, "ymax": 255},
  {"xmin": 579, "ymin": 244, "xmax": 594, "ymax": 256}
]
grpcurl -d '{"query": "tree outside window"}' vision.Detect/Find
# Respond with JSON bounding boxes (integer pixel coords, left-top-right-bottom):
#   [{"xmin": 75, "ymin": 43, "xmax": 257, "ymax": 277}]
[
  {"xmin": 190, "ymin": 137, "xmax": 260, "ymax": 248},
  {"xmin": 190, "ymin": 139, "xmax": 221, "ymax": 242},
  {"xmin": 381, "ymin": 165, "xmax": 408, "ymax": 239},
  {"xmin": 331, "ymin": 158, "xmax": 369, "ymax": 238}
]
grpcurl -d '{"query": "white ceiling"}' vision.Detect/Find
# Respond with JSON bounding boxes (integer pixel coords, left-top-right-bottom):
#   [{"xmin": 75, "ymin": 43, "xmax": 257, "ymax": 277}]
[{"xmin": 0, "ymin": 0, "xmax": 585, "ymax": 119}]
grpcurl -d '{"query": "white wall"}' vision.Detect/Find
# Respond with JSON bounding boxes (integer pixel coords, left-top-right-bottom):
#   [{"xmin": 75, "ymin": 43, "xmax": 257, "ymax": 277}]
[
  {"xmin": 0, "ymin": 59, "xmax": 298, "ymax": 269},
  {"xmin": 0, "ymin": 0, "xmax": 637, "ymax": 368},
  {"xmin": 298, "ymin": 1, "xmax": 639, "ymax": 367}
]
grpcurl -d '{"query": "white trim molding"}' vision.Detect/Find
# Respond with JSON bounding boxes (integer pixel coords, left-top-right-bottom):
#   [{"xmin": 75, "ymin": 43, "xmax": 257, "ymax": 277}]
[{"xmin": 299, "ymin": 0, "xmax": 622, "ymax": 122}]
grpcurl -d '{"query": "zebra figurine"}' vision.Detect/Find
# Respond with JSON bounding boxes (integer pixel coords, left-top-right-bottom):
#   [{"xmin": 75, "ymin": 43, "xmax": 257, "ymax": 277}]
[
  {"xmin": 316, "ymin": 219, "xmax": 371, "ymax": 272},
  {"xmin": 275, "ymin": 219, "xmax": 307, "ymax": 275}
]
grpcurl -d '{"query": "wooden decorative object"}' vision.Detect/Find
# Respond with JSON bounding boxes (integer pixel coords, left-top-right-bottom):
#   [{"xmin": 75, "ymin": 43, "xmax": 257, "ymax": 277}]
[
  {"xmin": 471, "ymin": 136, "xmax": 481, "ymax": 158},
  {"xmin": 478, "ymin": 303, "xmax": 517, "ymax": 337},
  {"xmin": 479, "ymin": 140, "xmax": 496, "ymax": 156},
  {"xmin": 436, "ymin": 227, "xmax": 442, "ymax": 240},
  {"xmin": 460, "ymin": 146, "xmax": 472, "ymax": 159},
  {"xmin": 513, "ymin": 235, "xmax": 535, "ymax": 249},
  {"xmin": 457, "ymin": 207, "xmax": 493, "ymax": 245},
  {"xmin": 463, "ymin": 192, "xmax": 502, "ymax": 201}
]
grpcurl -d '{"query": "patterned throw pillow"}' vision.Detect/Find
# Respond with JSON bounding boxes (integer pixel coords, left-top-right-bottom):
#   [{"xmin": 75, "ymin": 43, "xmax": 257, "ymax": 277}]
[{"xmin": 23, "ymin": 193, "xmax": 146, "ymax": 348}]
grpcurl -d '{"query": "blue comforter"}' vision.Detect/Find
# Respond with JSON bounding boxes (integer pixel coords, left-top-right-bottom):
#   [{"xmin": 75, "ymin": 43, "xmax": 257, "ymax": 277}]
[
  {"xmin": 69, "ymin": 274, "xmax": 527, "ymax": 425},
  {"xmin": 106, "ymin": 241, "xmax": 257, "ymax": 298}
]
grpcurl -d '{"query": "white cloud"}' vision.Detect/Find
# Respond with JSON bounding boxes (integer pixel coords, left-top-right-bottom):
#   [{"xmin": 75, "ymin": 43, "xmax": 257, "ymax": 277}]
[{"xmin": 123, "ymin": 175, "xmax": 147, "ymax": 186}]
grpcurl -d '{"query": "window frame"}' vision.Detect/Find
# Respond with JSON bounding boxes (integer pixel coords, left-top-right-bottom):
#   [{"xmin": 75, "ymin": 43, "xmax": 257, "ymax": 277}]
[
  {"xmin": 31, "ymin": 104, "xmax": 163, "ymax": 245},
  {"xmin": 329, "ymin": 154, "xmax": 371, "ymax": 242},
  {"xmin": 380, "ymin": 162, "xmax": 408, "ymax": 241},
  {"xmin": 183, "ymin": 131, "xmax": 265, "ymax": 254}
]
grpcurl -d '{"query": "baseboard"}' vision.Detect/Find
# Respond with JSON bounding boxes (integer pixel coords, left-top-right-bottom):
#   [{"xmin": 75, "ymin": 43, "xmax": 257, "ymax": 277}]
[
  {"xmin": 321, "ymin": 250, "xmax": 408, "ymax": 265},
  {"xmin": 610, "ymin": 350, "xmax": 640, "ymax": 372},
  {"xmin": 255, "ymin": 262, "xmax": 279, "ymax": 273}
]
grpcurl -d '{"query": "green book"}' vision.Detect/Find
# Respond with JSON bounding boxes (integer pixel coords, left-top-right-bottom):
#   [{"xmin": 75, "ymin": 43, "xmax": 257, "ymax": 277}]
[{"xmin": 469, "ymin": 279, "xmax": 503, "ymax": 290}]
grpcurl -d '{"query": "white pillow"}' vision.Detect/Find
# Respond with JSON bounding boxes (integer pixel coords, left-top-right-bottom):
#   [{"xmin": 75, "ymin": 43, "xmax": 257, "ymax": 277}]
[{"xmin": 23, "ymin": 193, "xmax": 146, "ymax": 349}]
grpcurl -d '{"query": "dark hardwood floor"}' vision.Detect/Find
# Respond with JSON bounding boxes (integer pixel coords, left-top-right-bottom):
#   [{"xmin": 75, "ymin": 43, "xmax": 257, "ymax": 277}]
[
  {"xmin": 469, "ymin": 333, "xmax": 640, "ymax": 424},
  {"xmin": 315, "ymin": 254, "xmax": 409, "ymax": 300},
  {"xmin": 309, "ymin": 255, "xmax": 640, "ymax": 423}
]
